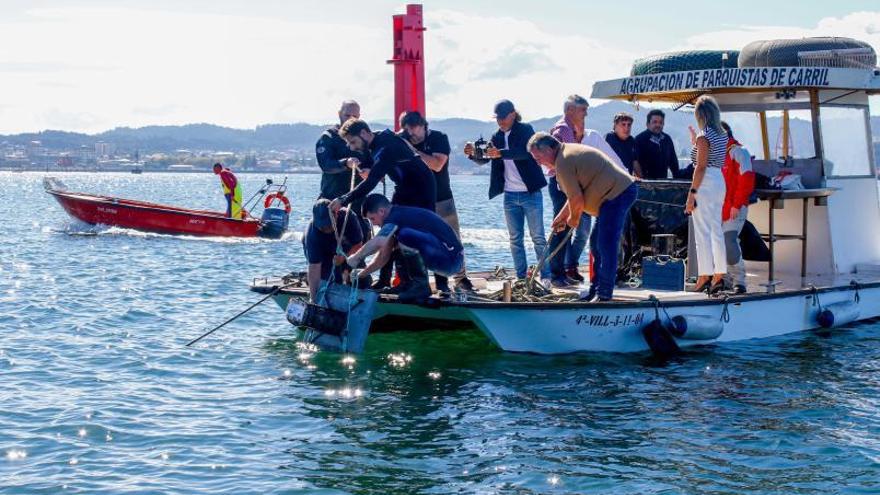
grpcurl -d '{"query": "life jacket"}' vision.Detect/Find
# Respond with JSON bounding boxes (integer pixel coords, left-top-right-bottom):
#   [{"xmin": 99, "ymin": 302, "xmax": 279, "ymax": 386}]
[
  {"xmin": 721, "ymin": 137, "xmax": 755, "ymax": 222},
  {"xmin": 219, "ymin": 168, "xmax": 238, "ymax": 195}
]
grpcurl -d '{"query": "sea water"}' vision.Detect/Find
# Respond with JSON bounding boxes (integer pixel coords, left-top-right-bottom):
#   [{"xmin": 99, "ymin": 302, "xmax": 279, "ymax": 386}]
[{"xmin": 1, "ymin": 172, "xmax": 879, "ymax": 494}]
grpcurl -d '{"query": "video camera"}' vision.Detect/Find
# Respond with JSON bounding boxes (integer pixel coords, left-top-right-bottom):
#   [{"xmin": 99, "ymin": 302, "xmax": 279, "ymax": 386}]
[{"xmin": 469, "ymin": 136, "xmax": 495, "ymax": 161}]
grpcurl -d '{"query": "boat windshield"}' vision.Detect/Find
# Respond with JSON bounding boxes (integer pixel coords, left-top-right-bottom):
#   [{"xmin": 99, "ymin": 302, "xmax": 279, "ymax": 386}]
[{"xmin": 820, "ymin": 105, "xmax": 874, "ymax": 178}]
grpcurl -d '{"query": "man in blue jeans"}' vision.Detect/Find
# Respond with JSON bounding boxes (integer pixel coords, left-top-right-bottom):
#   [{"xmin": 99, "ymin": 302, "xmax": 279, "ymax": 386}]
[
  {"xmin": 547, "ymin": 95, "xmax": 625, "ymax": 287},
  {"xmin": 528, "ymin": 132, "xmax": 636, "ymax": 302},
  {"xmin": 339, "ymin": 194, "xmax": 464, "ymax": 303},
  {"xmin": 464, "ymin": 99, "xmax": 550, "ymax": 281}
]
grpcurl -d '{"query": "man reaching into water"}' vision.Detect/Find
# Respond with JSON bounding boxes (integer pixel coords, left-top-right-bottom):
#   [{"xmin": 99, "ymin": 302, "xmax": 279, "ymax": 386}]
[
  {"xmin": 336, "ymin": 194, "xmax": 463, "ymax": 303},
  {"xmin": 213, "ymin": 162, "xmax": 243, "ymax": 219}
]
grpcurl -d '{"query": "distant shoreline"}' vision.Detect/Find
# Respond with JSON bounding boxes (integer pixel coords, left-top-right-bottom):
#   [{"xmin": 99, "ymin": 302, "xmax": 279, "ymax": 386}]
[{"xmin": 0, "ymin": 168, "xmax": 488, "ymax": 176}]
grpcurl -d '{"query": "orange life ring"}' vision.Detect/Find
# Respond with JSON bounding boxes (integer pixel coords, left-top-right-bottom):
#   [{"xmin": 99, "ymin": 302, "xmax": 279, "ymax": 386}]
[{"xmin": 264, "ymin": 192, "xmax": 291, "ymax": 214}]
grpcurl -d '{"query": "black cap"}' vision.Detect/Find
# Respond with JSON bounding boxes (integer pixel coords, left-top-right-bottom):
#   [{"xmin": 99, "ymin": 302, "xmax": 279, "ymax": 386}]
[
  {"xmin": 312, "ymin": 199, "xmax": 333, "ymax": 230},
  {"xmin": 493, "ymin": 99, "xmax": 516, "ymax": 118}
]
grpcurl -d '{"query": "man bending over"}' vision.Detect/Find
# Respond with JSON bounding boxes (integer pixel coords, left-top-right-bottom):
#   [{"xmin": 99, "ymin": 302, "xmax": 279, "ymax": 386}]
[{"xmin": 336, "ymin": 194, "xmax": 463, "ymax": 303}]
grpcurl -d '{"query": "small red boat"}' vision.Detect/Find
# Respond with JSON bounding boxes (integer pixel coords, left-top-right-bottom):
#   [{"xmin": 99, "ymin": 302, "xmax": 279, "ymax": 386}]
[{"xmin": 44, "ymin": 177, "xmax": 290, "ymax": 238}]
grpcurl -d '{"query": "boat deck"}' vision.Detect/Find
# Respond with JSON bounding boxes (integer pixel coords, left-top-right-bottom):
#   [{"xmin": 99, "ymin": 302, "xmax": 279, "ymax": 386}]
[{"xmin": 253, "ymin": 262, "xmax": 880, "ymax": 306}]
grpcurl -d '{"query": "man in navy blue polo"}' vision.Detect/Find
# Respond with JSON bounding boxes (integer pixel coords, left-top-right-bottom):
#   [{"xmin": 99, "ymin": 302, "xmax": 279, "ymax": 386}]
[{"xmin": 339, "ymin": 194, "xmax": 463, "ymax": 303}]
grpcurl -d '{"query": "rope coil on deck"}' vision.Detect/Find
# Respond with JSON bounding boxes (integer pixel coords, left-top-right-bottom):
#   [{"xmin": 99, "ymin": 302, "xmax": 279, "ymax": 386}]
[{"xmin": 485, "ymin": 279, "xmax": 578, "ymax": 302}]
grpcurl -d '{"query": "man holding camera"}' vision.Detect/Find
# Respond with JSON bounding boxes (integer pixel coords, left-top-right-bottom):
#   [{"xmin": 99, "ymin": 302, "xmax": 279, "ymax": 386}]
[
  {"xmin": 398, "ymin": 111, "xmax": 474, "ymax": 294},
  {"xmin": 465, "ymin": 99, "xmax": 549, "ymax": 282}
]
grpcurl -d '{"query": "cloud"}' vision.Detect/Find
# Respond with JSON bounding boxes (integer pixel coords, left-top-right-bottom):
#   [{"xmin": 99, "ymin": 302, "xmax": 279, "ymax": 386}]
[
  {"xmin": 423, "ymin": 9, "xmax": 635, "ymax": 121},
  {"xmin": 0, "ymin": 6, "xmax": 877, "ymax": 134},
  {"xmin": 131, "ymin": 104, "xmax": 187, "ymax": 117},
  {"xmin": 0, "ymin": 6, "xmax": 390, "ymax": 133},
  {"xmin": 0, "ymin": 61, "xmax": 117, "ymax": 73},
  {"xmin": 679, "ymin": 11, "xmax": 880, "ymax": 54},
  {"xmin": 40, "ymin": 108, "xmax": 105, "ymax": 131}
]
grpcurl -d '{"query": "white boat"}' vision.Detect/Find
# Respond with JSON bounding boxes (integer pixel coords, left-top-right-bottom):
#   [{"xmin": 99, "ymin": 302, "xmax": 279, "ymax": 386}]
[{"xmin": 253, "ymin": 38, "xmax": 880, "ymax": 355}]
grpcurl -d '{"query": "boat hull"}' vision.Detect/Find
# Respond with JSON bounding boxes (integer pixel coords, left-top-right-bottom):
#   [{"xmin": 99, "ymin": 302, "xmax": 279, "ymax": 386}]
[
  {"xmin": 253, "ymin": 278, "xmax": 880, "ymax": 355},
  {"xmin": 464, "ymin": 284, "xmax": 880, "ymax": 354},
  {"xmin": 269, "ymin": 291, "xmax": 474, "ymax": 332},
  {"xmin": 48, "ymin": 190, "xmax": 262, "ymax": 237}
]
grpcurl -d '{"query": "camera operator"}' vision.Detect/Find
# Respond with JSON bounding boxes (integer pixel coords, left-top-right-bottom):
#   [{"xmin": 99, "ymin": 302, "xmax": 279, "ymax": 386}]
[{"xmin": 464, "ymin": 99, "xmax": 549, "ymax": 282}]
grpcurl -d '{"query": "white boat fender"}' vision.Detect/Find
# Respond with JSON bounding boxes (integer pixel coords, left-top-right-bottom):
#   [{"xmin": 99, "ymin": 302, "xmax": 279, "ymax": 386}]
[
  {"xmin": 641, "ymin": 296, "xmax": 681, "ymax": 357},
  {"xmin": 668, "ymin": 315, "xmax": 724, "ymax": 340},
  {"xmin": 817, "ymin": 301, "xmax": 860, "ymax": 329}
]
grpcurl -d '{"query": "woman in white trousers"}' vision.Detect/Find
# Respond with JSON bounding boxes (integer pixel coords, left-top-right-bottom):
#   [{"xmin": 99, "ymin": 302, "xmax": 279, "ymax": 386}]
[{"xmin": 686, "ymin": 96, "xmax": 728, "ymax": 294}]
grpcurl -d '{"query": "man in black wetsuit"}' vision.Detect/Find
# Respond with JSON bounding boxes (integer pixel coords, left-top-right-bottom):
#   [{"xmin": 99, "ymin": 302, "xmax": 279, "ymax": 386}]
[
  {"xmin": 330, "ymin": 118, "xmax": 436, "ymax": 213},
  {"xmin": 315, "ymin": 100, "xmax": 365, "ymax": 211},
  {"xmin": 329, "ymin": 118, "xmax": 436, "ymax": 291}
]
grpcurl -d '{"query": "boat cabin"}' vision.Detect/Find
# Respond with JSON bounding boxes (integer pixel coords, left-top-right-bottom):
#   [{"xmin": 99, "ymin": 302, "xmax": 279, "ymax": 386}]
[{"xmin": 591, "ymin": 41, "xmax": 880, "ymax": 290}]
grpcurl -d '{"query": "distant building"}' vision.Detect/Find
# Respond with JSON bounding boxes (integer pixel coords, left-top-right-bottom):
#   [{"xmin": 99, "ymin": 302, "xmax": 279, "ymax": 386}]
[
  {"xmin": 27, "ymin": 140, "xmax": 45, "ymax": 158},
  {"xmin": 95, "ymin": 141, "xmax": 115, "ymax": 158}
]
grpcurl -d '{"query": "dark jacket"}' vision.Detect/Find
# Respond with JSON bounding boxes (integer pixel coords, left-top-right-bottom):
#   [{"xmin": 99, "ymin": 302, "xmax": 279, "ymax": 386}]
[
  {"xmin": 634, "ymin": 130, "xmax": 680, "ymax": 179},
  {"xmin": 470, "ymin": 121, "xmax": 547, "ymax": 199},
  {"xmin": 315, "ymin": 125, "xmax": 364, "ymax": 201},
  {"xmin": 338, "ymin": 129, "xmax": 436, "ymax": 211}
]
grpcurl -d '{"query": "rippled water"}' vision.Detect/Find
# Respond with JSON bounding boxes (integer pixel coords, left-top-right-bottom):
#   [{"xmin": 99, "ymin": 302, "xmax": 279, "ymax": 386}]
[{"xmin": 2, "ymin": 171, "xmax": 880, "ymax": 494}]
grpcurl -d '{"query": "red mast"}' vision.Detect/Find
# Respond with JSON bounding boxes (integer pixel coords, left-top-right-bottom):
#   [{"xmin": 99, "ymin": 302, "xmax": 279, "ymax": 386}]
[{"xmin": 388, "ymin": 4, "xmax": 426, "ymax": 131}]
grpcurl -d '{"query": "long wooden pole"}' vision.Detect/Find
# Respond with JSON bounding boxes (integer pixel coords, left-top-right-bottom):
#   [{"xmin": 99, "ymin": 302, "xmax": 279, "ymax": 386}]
[
  {"xmin": 809, "ymin": 89, "xmax": 825, "ymax": 175},
  {"xmin": 759, "ymin": 111, "xmax": 771, "ymax": 160},
  {"xmin": 782, "ymin": 109, "xmax": 790, "ymax": 158}
]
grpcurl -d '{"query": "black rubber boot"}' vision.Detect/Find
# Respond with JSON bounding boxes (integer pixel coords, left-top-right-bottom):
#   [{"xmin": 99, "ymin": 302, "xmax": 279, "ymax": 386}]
[
  {"xmin": 454, "ymin": 277, "xmax": 475, "ymax": 293},
  {"xmin": 434, "ymin": 273, "xmax": 451, "ymax": 295},
  {"xmin": 385, "ymin": 252, "xmax": 411, "ymax": 295},
  {"xmin": 371, "ymin": 262, "xmax": 393, "ymax": 292},
  {"xmin": 397, "ymin": 251, "xmax": 431, "ymax": 304}
]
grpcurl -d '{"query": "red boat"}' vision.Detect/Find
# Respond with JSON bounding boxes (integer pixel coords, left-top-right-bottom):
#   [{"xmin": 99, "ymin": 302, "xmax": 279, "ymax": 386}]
[{"xmin": 44, "ymin": 177, "xmax": 290, "ymax": 238}]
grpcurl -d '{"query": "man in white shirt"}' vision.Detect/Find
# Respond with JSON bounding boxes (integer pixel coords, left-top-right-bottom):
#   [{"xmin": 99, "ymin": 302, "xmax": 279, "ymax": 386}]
[{"xmin": 465, "ymin": 99, "xmax": 550, "ymax": 281}]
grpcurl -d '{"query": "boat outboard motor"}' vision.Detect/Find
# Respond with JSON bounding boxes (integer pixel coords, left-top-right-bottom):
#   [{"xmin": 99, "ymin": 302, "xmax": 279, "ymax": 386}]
[
  {"xmin": 259, "ymin": 207, "xmax": 289, "ymax": 239},
  {"xmin": 668, "ymin": 315, "xmax": 724, "ymax": 340},
  {"xmin": 817, "ymin": 301, "xmax": 860, "ymax": 329}
]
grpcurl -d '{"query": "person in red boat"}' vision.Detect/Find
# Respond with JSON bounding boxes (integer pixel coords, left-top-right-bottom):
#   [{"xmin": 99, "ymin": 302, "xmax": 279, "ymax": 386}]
[{"xmin": 213, "ymin": 163, "xmax": 243, "ymax": 219}]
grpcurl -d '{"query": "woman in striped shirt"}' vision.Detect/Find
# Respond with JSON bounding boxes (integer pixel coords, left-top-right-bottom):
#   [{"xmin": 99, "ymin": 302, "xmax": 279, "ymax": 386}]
[{"xmin": 686, "ymin": 95, "xmax": 728, "ymax": 294}]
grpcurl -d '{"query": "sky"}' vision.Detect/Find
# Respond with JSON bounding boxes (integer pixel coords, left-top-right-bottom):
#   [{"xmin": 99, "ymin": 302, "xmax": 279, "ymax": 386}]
[{"xmin": 0, "ymin": 0, "xmax": 878, "ymax": 134}]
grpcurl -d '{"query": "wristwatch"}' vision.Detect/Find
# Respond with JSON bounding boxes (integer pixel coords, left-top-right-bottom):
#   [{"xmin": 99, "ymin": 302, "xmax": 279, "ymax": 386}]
[{"xmin": 689, "ymin": 188, "xmax": 698, "ymax": 194}]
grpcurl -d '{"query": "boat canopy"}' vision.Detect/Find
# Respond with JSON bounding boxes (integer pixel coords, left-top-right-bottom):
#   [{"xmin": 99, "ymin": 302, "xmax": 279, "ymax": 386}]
[
  {"xmin": 589, "ymin": 54, "xmax": 880, "ymax": 279},
  {"xmin": 591, "ymin": 66, "xmax": 880, "ymax": 108}
]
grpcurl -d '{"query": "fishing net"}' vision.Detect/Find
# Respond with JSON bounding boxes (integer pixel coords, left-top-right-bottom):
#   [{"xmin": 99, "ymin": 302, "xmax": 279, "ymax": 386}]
[{"xmin": 484, "ymin": 278, "xmax": 579, "ymax": 303}]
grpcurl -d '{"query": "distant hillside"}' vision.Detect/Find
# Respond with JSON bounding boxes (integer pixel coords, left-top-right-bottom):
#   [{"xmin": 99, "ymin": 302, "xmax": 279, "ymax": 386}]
[{"xmin": 2, "ymin": 102, "xmax": 877, "ymax": 172}]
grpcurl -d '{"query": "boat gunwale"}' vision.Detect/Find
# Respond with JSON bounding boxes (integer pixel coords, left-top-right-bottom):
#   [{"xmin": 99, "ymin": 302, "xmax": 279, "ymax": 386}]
[{"xmin": 251, "ymin": 279, "xmax": 879, "ymax": 310}]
